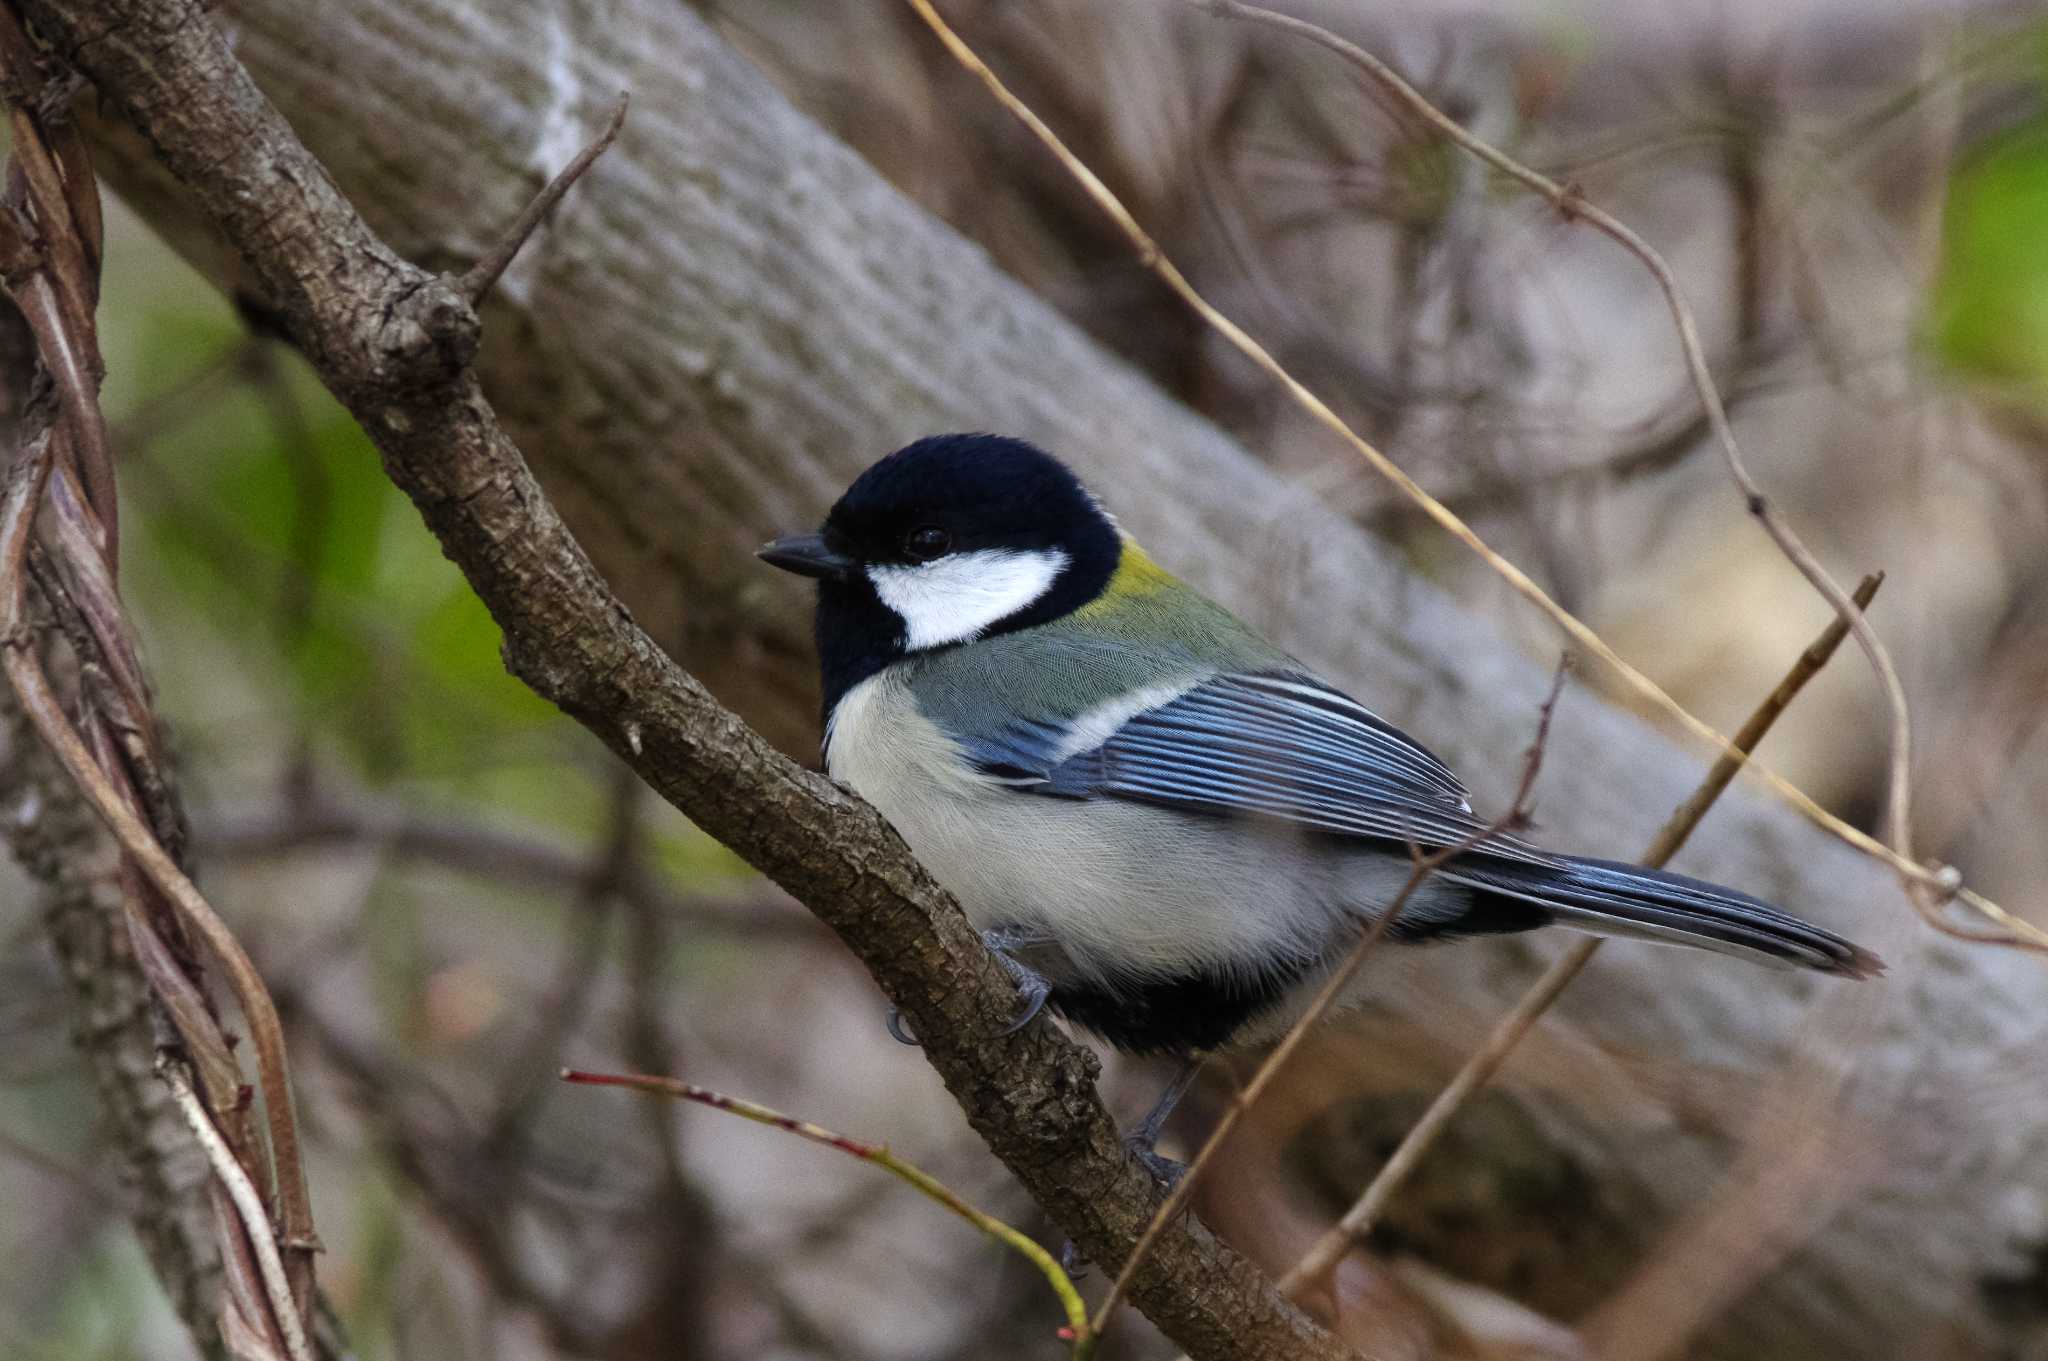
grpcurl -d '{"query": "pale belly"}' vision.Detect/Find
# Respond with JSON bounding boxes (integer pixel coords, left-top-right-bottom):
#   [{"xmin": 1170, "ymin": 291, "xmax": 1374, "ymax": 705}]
[{"xmin": 824, "ymin": 670, "xmax": 1448, "ymax": 989}]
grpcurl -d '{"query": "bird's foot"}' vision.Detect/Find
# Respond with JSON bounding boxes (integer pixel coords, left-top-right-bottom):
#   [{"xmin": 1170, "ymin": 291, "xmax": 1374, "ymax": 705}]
[
  {"xmin": 1127, "ymin": 1138, "xmax": 1188, "ymax": 1190},
  {"xmin": 1122, "ymin": 1055, "xmax": 1202, "ymax": 1188},
  {"xmin": 1052, "ymin": 1131, "xmax": 1188, "ymax": 1274},
  {"xmin": 983, "ymin": 924, "xmax": 1055, "ymax": 1036},
  {"xmin": 880, "ymin": 924, "xmax": 1055, "ymax": 1045}
]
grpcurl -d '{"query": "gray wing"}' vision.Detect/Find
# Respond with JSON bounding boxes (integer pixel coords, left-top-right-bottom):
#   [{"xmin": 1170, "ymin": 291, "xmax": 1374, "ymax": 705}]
[
  {"xmin": 962, "ymin": 670, "xmax": 1552, "ymax": 865},
  {"xmin": 958, "ymin": 669, "xmax": 1881, "ymax": 978}
]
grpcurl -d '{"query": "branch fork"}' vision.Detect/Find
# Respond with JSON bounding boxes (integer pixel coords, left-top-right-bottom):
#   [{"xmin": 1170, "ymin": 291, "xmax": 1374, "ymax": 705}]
[
  {"xmin": 15, "ymin": 1, "xmax": 1344, "ymax": 1355},
  {"xmin": 456, "ymin": 94, "xmax": 628, "ymax": 307}
]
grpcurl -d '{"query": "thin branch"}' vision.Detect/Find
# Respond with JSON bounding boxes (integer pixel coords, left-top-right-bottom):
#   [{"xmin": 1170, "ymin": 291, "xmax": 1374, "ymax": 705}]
[
  {"xmin": 22, "ymin": 1, "xmax": 1346, "ymax": 1354},
  {"xmin": 0, "ymin": 33, "xmax": 337, "ymax": 1350},
  {"xmin": 1090, "ymin": 662, "xmax": 1569, "ymax": 1333},
  {"xmin": 163, "ymin": 1064, "xmax": 313, "ymax": 1361},
  {"xmin": 900, "ymin": 0, "xmax": 2045, "ymax": 954},
  {"xmin": 481, "ymin": 763, "xmax": 636, "ymax": 1153},
  {"xmin": 1278, "ymin": 572, "xmax": 1884, "ymax": 1299},
  {"xmin": 1195, "ymin": 0, "xmax": 1953, "ymax": 951},
  {"xmin": 456, "ymin": 95, "xmax": 628, "ymax": 305},
  {"xmin": 198, "ymin": 790, "xmax": 825, "ymax": 938},
  {"xmin": 562, "ymin": 1068, "xmax": 1096, "ymax": 1357}
]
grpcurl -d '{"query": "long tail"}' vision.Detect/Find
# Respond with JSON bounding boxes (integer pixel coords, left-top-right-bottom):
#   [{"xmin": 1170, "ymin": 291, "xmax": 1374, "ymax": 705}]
[{"xmin": 1441, "ymin": 855, "xmax": 1883, "ymax": 978}]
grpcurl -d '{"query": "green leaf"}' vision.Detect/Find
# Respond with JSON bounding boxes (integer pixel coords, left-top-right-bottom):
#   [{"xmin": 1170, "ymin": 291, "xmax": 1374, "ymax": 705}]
[{"xmin": 1931, "ymin": 118, "xmax": 2048, "ymax": 397}]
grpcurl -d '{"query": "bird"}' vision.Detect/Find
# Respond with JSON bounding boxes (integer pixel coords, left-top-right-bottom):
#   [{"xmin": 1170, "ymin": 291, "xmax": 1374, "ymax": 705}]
[{"xmin": 758, "ymin": 433, "xmax": 1881, "ymax": 1178}]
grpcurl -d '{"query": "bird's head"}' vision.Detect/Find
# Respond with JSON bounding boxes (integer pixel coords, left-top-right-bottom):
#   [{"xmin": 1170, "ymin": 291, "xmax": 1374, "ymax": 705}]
[{"xmin": 759, "ymin": 434, "xmax": 1122, "ymax": 706}]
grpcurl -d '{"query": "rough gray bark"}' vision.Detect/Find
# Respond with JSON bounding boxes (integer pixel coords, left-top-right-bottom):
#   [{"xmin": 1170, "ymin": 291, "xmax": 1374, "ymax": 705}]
[
  {"xmin": 1, "ymin": 679, "xmax": 224, "ymax": 1355},
  {"xmin": 24, "ymin": 2, "xmax": 1353, "ymax": 1357},
  {"xmin": 0, "ymin": 266, "xmax": 225, "ymax": 1354},
  {"xmin": 55, "ymin": 0, "xmax": 2048, "ymax": 1358}
]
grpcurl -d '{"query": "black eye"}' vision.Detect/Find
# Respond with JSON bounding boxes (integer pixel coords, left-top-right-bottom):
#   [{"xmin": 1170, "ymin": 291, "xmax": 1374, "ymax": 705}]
[{"xmin": 903, "ymin": 525, "xmax": 952, "ymax": 562}]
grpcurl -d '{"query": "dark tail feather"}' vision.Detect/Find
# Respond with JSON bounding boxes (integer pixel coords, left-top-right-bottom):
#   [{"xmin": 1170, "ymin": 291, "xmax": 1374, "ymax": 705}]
[{"xmin": 1442, "ymin": 855, "xmax": 1884, "ymax": 979}]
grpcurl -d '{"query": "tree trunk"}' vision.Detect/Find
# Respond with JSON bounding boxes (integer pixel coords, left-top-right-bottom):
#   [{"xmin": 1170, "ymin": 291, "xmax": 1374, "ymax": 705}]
[{"xmin": 80, "ymin": 1, "xmax": 2048, "ymax": 1356}]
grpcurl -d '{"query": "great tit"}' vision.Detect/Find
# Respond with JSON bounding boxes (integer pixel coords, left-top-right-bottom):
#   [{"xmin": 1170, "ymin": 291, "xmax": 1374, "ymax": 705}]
[{"xmin": 760, "ymin": 434, "xmax": 1880, "ymax": 1171}]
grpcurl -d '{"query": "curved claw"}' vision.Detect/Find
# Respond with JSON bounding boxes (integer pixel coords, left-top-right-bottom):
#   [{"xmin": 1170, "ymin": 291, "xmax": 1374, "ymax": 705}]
[
  {"xmin": 982, "ymin": 926, "xmax": 1055, "ymax": 1038},
  {"xmin": 999, "ymin": 978, "xmax": 1051, "ymax": 1035},
  {"xmin": 885, "ymin": 1008, "xmax": 920, "ymax": 1046},
  {"xmin": 1127, "ymin": 1141, "xmax": 1188, "ymax": 1190}
]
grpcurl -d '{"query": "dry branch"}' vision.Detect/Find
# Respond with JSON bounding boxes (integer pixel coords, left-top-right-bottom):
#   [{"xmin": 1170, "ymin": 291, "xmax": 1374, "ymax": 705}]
[
  {"xmin": 562, "ymin": 1068, "xmax": 1097, "ymax": 1355},
  {"xmin": 1280, "ymin": 573, "xmax": 1884, "ymax": 1300},
  {"xmin": 1195, "ymin": 0, "xmax": 2048, "ymax": 964},
  {"xmin": 906, "ymin": 0, "xmax": 2035, "ymax": 951},
  {"xmin": 0, "ymin": 29, "xmax": 323, "ymax": 1354},
  {"xmin": 18, "ymin": 1, "xmax": 1347, "ymax": 1356},
  {"xmin": 0, "ymin": 636, "xmax": 224, "ymax": 1352},
  {"xmin": 49, "ymin": 0, "xmax": 2048, "ymax": 1354},
  {"xmin": 163, "ymin": 1068, "xmax": 314, "ymax": 1361}
]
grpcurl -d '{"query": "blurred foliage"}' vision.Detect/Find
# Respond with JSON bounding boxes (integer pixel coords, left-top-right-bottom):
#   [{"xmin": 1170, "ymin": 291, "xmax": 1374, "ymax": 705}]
[
  {"xmin": 1931, "ymin": 27, "xmax": 2048, "ymax": 401},
  {"xmin": 102, "ymin": 210, "xmax": 748, "ymax": 876},
  {"xmin": 121, "ymin": 314, "xmax": 563, "ymax": 780},
  {"xmin": 3, "ymin": 206, "xmax": 758, "ymax": 1357},
  {"xmin": 1932, "ymin": 124, "xmax": 2048, "ymax": 394},
  {"xmin": 8, "ymin": 4, "xmax": 2048, "ymax": 1359}
]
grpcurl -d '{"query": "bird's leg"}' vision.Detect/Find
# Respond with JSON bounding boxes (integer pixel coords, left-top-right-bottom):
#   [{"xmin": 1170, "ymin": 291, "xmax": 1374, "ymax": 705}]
[
  {"xmin": 883, "ymin": 924, "xmax": 1056, "ymax": 1044},
  {"xmin": 1061, "ymin": 1055, "xmax": 1209, "ymax": 1272},
  {"xmin": 1125, "ymin": 1055, "xmax": 1203, "ymax": 1187}
]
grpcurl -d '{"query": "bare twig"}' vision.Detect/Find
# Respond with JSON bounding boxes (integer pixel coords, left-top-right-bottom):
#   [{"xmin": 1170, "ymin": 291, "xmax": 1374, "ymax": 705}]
[
  {"xmin": 26, "ymin": 0, "xmax": 1346, "ymax": 1352},
  {"xmin": 199, "ymin": 787, "xmax": 824, "ymax": 938},
  {"xmin": 1195, "ymin": 0, "xmax": 1953, "ymax": 950},
  {"xmin": 900, "ymin": 0, "xmax": 2045, "ymax": 953},
  {"xmin": 1091, "ymin": 662, "xmax": 1569, "ymax": 1332},
  {"xmin": 456, "ymin": 96, "xmax": 628, "ymax": 305},
  {"xmin": 0, "ymin": 40, "xmax": 323, "ymax": 1342},
  {"xmin": 1278, "ymin": 572, "xmax": 1883, "ymax": 1299},
  {"xmin": 163, "ymin": 1065, "xmax": 314, "ymax": 1361},
  {"xmin": 562, "ymin": 1067, "xmax": 1097, "ymax": 1357},
  {"xmin": 482, "ymin": 764, "xmax": 637, "ymax": 1152},
  {"xmin": 0, "ymin": 8, "xmax": 116, "ymax": 567}
]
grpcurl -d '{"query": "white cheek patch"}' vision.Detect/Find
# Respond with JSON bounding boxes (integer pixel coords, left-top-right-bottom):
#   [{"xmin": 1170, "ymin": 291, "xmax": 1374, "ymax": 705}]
[{"xmin": 868, "ymin": 548, "xmax": 1069, "ymax": 650}]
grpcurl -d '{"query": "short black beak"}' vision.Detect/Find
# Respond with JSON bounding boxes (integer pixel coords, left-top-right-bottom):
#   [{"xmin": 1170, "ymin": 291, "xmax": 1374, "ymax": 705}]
[{"xmin": 757, "ymin": 533, "xmax": 857, "ymax": 582}]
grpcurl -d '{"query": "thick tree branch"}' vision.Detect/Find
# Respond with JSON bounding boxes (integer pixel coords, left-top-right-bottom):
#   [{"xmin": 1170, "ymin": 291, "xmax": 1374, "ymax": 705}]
[
  {"xmin": 20, "ymin": 0, "xmax": 1347, "ymax": 1356},
  {"xmin": 37, "ymin": 0, "xmax": 2048, "ymax": 1355},
  {"xmin": 0, "ymin": 33, "xmax": 323, "ymax": 1353}
]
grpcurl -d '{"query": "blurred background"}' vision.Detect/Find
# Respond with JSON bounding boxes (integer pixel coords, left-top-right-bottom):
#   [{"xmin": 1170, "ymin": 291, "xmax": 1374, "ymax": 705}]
[{"xmin": 5, "ymin": 0, "xmax": 2048, "ymax": 1357}]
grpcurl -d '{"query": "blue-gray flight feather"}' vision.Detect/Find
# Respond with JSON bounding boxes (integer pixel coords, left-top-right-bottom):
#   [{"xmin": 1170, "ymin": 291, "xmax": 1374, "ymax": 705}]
[
  {"xmin": 955, "ymin": 666, "xmax": 1880, "ymax": 978},
  {"xmin": 965, "ymin": 669, "xmax": 1552, "ymax": 865}
]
